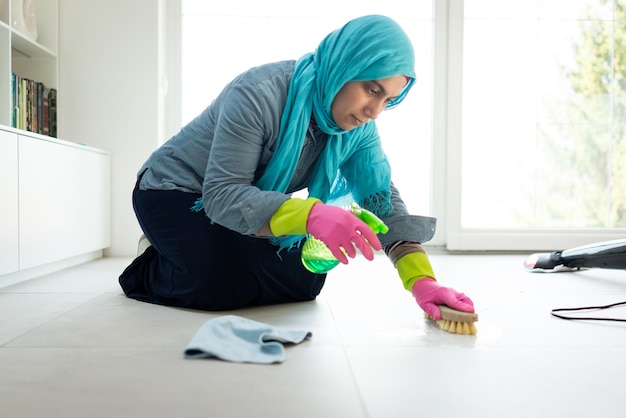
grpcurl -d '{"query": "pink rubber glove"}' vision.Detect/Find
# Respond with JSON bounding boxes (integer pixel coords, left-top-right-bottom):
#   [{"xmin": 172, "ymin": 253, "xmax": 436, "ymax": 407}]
[
  {"xmin": 412, "ymin": 278, "xmax": 475, "ymax": 320},
  {"xmin": 306, "ymin": 203, "xmax": 382, "ymax": 264}
]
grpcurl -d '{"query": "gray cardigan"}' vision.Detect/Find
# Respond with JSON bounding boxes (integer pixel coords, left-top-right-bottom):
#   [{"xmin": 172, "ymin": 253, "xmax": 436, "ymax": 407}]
[{"xmin": 138, "ymin": 60, "xmax": 436, "ymax": 247}]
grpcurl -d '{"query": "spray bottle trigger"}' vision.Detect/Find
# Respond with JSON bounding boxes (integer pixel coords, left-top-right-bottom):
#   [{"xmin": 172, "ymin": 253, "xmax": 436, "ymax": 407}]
[{"xmin": 349, "ymin": 203, "xmax": 389, "ymax": 234}]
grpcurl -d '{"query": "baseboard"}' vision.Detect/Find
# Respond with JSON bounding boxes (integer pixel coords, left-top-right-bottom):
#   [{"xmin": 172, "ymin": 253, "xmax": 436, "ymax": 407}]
[{"xmin": 0, "ymin": 250, "xmax": 104, "ymax": 289}]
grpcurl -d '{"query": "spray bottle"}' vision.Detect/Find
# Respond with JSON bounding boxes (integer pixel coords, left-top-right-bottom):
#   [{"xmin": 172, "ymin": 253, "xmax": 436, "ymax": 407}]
[{"xmin": 300, "ymin": 203, "xmax": 389, "ymax": 274}]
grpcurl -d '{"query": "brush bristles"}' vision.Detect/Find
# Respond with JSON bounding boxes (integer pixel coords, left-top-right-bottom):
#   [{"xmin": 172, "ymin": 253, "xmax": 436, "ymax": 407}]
[
  {"xmin": 426, "ymin": 316, "xmax": 477, "ymax": 335},
  {"xmin": 424, "ymin": 306, "xmax": 478, "ymax": 335}
]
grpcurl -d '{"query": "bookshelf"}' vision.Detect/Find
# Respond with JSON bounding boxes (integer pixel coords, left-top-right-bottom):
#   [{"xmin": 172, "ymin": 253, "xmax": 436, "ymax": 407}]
[{"xmin": 0, "ymin": 0, "xmax": 58, "ymax": 135}]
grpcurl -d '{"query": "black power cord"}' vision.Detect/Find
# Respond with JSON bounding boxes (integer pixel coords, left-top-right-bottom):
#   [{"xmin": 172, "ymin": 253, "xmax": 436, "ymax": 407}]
[{"xmin": 551, "ymin": 301, "xmax": 626, "ymax": 322}]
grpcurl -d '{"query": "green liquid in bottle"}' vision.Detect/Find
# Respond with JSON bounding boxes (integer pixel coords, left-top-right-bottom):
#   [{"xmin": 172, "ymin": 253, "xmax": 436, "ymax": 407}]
[{"xmin": 301, "ymin": 237, "xmax": 340, "ymax": 274}]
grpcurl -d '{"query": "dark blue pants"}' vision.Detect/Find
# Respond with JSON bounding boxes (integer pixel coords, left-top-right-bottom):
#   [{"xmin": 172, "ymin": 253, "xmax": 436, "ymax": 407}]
[{"xmin": 119, "ymin": 182, "xmax": 326, "ymax": 311}]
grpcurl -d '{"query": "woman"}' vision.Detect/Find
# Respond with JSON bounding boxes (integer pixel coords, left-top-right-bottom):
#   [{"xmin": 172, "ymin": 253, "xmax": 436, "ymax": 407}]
[{"xmin": 119, "ymin": 15, "xmax": 474, "ymax": 321}]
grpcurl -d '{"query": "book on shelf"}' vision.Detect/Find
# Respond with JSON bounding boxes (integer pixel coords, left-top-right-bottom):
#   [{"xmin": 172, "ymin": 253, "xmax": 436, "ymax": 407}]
[{"xmin": 11, "ymin": 72, "xmax": 57, "ymax": 138}]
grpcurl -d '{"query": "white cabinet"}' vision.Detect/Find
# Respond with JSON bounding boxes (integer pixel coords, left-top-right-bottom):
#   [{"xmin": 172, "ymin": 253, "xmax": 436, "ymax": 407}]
[
  {"xmin": 0, "ymin": 126, "xmax": 111, "ymax": 281},
  {"xmin": 0, "ymin": 129, "xmax": 19, "ymax": 276},
  {"xmin": 18, "ymin": 133, "xmax": 111, "ymax": 270}
]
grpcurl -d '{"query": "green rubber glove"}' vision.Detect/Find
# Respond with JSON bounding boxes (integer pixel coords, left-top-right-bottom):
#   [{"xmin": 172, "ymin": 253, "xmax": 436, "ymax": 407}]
[
  {"xmin": 269, "ymin": 197, "xmax": 321, "ymax": 236},
  {"xmin": 395, "ymin": 252, "xmax": 436, "ymax": 291}
]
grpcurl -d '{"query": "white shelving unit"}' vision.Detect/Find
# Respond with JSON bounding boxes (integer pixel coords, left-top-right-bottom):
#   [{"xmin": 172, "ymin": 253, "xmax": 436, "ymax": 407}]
[
  {"xmin": 0, "ymin": 0, "xmax": 58, "ymax": 131},
  {"xmin": 0, "ymin": 0, "xmax": 112, "ymax": 286}
]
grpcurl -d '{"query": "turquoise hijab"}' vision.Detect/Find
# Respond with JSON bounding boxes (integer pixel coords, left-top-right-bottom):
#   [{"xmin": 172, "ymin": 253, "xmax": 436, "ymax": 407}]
[{"xmin": 256, "ymin": 15, "xmax": 416, "ymax": 214}]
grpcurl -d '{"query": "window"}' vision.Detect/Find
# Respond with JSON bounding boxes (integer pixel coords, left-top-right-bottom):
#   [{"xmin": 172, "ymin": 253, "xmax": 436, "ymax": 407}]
[{"xmin": 448, "ymin": 0, "xmax": 626, "ymax": 249}]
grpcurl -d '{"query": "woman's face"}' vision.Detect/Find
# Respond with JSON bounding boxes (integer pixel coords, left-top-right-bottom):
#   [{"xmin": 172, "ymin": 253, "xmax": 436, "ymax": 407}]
[{"xmin": 331, "ymin": 75, "xmax": 408, "ymax": 131}]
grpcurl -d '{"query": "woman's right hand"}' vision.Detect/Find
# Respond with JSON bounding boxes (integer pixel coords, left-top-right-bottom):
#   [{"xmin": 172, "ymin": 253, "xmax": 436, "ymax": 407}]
[{"xmin": 306, "ymin": 203, "xmax": 382, "ymax": 264}]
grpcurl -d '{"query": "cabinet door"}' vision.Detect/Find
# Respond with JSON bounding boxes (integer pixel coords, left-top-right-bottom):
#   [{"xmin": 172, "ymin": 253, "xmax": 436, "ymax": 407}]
[
  {"xmin": 0, "ymin": 130, "xmax": 19, "ymax": 275},
  {"xmin": 18, "ymin": 135, "xmax": 111, "ymax": 270}
]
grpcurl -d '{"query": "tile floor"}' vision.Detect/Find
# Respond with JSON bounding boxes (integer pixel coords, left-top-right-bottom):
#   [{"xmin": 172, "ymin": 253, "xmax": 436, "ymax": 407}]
[{"xmin": 1, "ymin": 252, "xmax": 626, "ymax": 418}]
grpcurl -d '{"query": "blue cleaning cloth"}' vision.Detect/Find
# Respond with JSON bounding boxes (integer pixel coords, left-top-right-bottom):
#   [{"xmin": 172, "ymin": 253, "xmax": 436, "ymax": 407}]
[{"xmin": 184, "ymin": 315, "xmax": 312, "ymax": 364}]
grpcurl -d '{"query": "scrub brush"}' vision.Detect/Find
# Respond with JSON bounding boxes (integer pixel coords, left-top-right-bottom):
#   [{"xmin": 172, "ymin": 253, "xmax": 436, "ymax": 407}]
[{"xmin": 425, "ymin": 306, "xmax": 478, "ymax": 335}]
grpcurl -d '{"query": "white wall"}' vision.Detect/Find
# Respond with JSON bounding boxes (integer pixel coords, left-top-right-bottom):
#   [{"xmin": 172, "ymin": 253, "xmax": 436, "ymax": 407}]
[{"xmin": 58, "ymin": 0, "xmax": 169, "ymax": 256}]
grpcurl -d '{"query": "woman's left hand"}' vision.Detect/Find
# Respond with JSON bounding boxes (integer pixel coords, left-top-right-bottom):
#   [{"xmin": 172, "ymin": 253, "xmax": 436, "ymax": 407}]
[{"xmin": 411, "ymin": 278, "xmax": 475, "ymax": 320}]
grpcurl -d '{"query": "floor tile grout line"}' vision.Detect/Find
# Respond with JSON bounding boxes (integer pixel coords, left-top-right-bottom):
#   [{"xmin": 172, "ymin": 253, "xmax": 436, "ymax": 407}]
[
  {"xmin": 326, "ymin": 294, "xmax": 371, "ymax": 418},
  {"xmin": 0, "ymin": 292, "xmax": 106, "ymax": 348}
]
